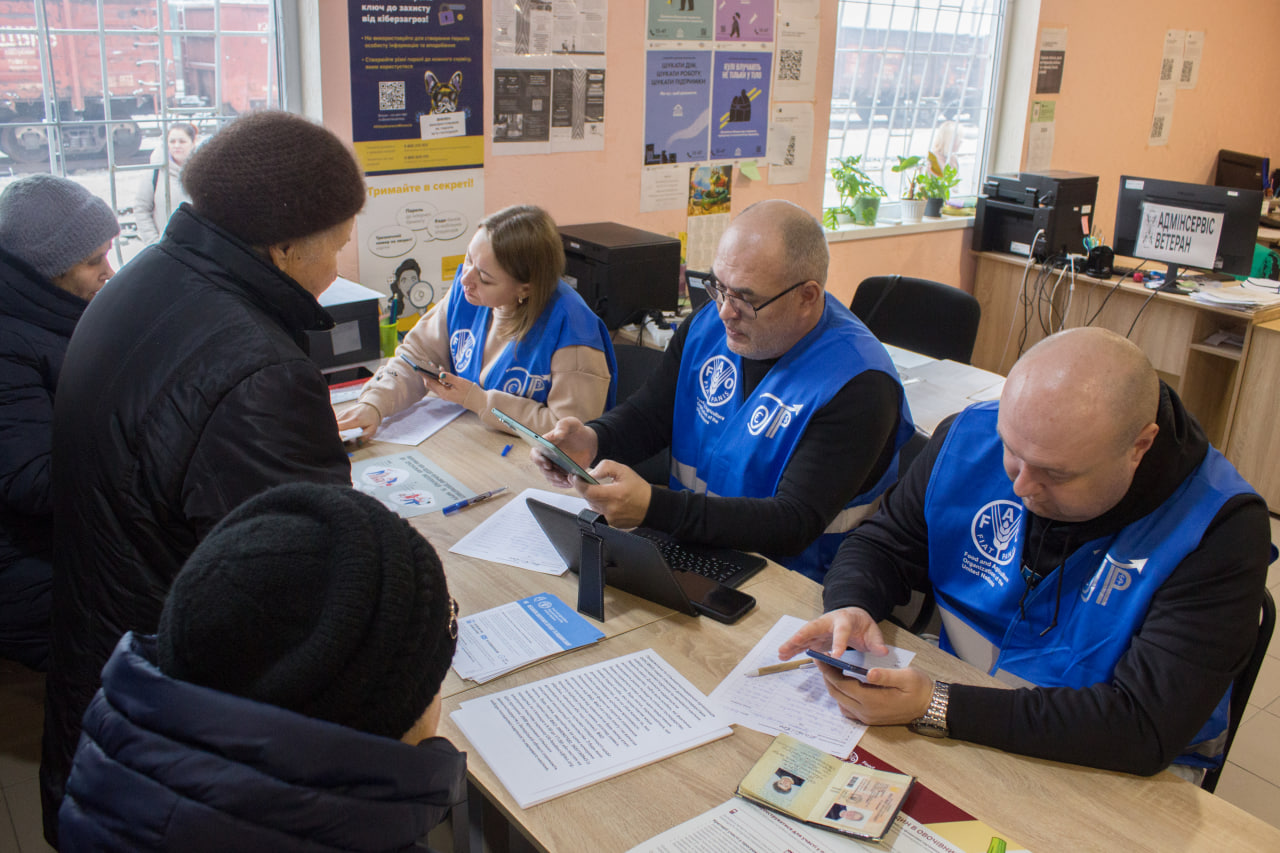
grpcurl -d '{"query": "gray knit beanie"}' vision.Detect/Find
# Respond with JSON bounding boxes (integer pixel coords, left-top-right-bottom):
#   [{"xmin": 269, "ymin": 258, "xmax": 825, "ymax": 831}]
[
  {"xmin": 0, "ymin": 174, "xmax": 120, "ymax": 279},
  {"xmin": 182, "ymin": 110, "xmax": 366, "ymax": 247},
  {"xmin": 157, "ymin": 482, "xmax": 456, "ymax": 741}
]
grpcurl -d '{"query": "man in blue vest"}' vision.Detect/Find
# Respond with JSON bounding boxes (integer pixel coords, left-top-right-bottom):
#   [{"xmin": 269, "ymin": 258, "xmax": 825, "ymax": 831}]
[
  {"xmin": 536, "ymin": 200, "xmax": 913, "ymax": 580},
  {"xmin": 780, "ymin": 327, "xmax": 1270, "ymax": 779}
]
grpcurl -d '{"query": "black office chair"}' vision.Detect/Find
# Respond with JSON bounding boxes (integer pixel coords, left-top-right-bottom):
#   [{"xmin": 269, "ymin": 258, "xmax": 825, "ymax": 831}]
[
  {"xmin": 850, "ymin": 275, "xmax": 982, "ymax": 364},
  {"xmin": 1202, "ymin": 586, "xmax": 1276, "ymax": 793},
  {"xmin": 612, "ymin": 343, "xmax": 671, "ymax": 485}
]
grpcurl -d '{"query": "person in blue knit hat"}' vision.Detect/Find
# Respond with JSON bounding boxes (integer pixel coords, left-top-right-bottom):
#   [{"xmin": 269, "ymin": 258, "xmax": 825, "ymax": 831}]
[
  {"xmin": 59, "ymin": 482, "xmax": 467, "ymax": 851},
  {"xmin": 0, "ymin": 174, "xmax": 118, "ymax": 671}
]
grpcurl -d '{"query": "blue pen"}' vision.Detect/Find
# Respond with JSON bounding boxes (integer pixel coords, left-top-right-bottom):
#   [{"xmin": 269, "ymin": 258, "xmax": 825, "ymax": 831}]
[{"xmin": 442, "ymin": 486, "xmax": 509, "ymax": 516}]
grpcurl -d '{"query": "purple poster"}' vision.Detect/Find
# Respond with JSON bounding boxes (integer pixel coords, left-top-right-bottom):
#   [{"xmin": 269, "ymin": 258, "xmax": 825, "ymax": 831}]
[
  {"xmin": 644, "ymin": 50, "xmax": 712, "ymax": 165},
  {"xmin": 710, "ymin": 51, "xmax": 771, "ymax": 160},
  {"xmin": 716, "ymin": 0, "xmax": 774, "ymax": 43}
]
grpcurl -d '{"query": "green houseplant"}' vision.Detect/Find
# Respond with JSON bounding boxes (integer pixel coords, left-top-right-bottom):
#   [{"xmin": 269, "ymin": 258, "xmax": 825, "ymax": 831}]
[
  {"xmin": 917, "ymin": 153, "xmax": 961, "ymax": 217},
  {"xmin": 824, "ymin": 154, "xmax": 887, "ymax": 229},
  {"xmin": 892, "ymin": 154, "xmax": 927, "ymax": 223}
]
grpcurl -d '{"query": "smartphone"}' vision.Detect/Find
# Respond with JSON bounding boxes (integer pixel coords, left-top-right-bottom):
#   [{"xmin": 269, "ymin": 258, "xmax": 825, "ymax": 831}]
[
  {"xmin": 805, "ymin": 649, "xmax": 873, "ymax": 682},
  {"xmin": 490, "ymin": 407, "xmax": 601, "ymax": 485},
  {"xmin": 398, "ymin": 352, "xmax": 442, "ymax": 381},
  {"xmin": 674, "ymin": 571, "xmax": 756, "ymax": 624}
]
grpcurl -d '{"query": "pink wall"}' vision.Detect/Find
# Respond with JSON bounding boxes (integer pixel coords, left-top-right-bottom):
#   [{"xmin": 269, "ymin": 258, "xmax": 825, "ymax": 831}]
[{"xmin": 318, "ymin": 2, "xmax": 1280, "ymax": 301}]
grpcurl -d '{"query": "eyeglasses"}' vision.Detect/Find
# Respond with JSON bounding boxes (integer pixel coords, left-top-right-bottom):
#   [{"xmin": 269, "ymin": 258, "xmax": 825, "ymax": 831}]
[
  {"xmin": 705, "ymin": 273, "xmax": 809, "ymax": 320},
  {"xmin": 448, "ymin": 596, "xmax": 459, "ymax": 640}
]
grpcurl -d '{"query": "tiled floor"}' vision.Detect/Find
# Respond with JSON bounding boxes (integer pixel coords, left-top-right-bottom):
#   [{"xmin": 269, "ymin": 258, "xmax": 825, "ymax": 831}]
[{"xmin": 3, "ymin": 521, "xmax": 1280, "ymax": 850}]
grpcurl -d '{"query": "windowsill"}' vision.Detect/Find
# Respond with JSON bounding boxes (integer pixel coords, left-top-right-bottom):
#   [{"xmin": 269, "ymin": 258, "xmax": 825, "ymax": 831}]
[{"xmin": 825, "ymin": 215, "xmax": 974, "ymax": 244}]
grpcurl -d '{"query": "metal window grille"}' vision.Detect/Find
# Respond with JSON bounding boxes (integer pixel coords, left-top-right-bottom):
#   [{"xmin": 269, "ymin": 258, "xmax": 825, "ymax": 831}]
[
  {"xmin": 827, "ymin": 0, "xmax": 1006, "ymax": 210},
  {"xmin": 0, "ymin": 1, "xmax": 285, "ymax": 266}
]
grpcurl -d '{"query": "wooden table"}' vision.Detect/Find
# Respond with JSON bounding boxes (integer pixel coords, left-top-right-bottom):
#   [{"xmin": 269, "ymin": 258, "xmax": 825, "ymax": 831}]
[{"xmin": 1225, "ymin": 317, "xmax": 1280, "ymax": 511}]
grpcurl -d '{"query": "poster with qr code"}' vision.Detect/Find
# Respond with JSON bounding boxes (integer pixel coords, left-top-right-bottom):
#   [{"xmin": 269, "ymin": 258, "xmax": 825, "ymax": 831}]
[
  {"xmin": 1178, "ymin": 31, "xmax": 1203, "ymax": 90},
  {"xmin": 347, "ymin": 0, "xmax": 483, "ymax": 175},
  {"xmin": 773, "ymin": 16, "xmax": 819, "ymax": 101},
  {"xmin": 1158, "ymin": 29, "xmax": 1185, "ymax": 86},
  {"xmin": 1148, "ymin": 83, "xmax": 1175, "ymax": 147}
]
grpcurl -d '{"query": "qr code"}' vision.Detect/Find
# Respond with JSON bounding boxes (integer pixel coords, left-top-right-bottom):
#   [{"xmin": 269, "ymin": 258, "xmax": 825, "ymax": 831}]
[
  {"xmin": 1151, "ymin": 115, "xmax": 1166, "ymax": 138},
  {"xmin": 778, "ymin": 49, "xmax": 803, "ymax": 82},
  {"xmin": 1180, "ymin": 60, "xmax": 1193, "ymax": 83},
  {"xmin": 378, "ymin": 81, "xmax": 405, "ymax": 111},
  {"xmin": 783, "ymin": 136, "xmax": 796, "ymax": 166},
  {"xmin": 1160, "ymin": 58, "xmax": 1174, "ymax": 81}
]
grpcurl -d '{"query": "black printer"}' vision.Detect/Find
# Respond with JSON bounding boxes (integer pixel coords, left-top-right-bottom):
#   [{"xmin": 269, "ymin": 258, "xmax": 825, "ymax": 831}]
[
  {"xmin": 972, "ymin": 171, "xmax": 1098, "ymax": 260},
  {"xmin": 559, "ymin": 222, "xmax": 681, "ymax": 330}
]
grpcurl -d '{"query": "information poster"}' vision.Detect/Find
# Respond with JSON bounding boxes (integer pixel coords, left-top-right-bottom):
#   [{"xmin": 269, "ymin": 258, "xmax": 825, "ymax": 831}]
[
  {"xmin": 716, "ymin": 0, "xmax": 773, "ymax": 43},
  {"xmin": 645, "ymin": 0, "xmax": 712, "ymax": 42},
  {"xmin": 644, "ymin": 50, "xmax": 712, "ymax": 164},
  {"xmin": 352, "ymin": 451, "xmax": 472, "ymax": 518},
  {"xmin": 1035, "ymin": 27, "xmax": 1066, "ymax": 95},
  {"xmin": 773, "ymin": 15, "xmax": 819, "ymax": 102},
  {"xmin": 767, "ymin": 101, "xmax": 813, "ymax": 185},
  {"xmin": 355, "ymin": 169, "xmax": 485, "ymax": 313},
  {"xmin": 347, "ymin": 1, "xmax": 483, "ymax": 175},
  {"xmin": 493, "ymin": 0, "xmax": 606, "ymax": 56},
  {"xmin": 710, "ymin": 51, "xmax": 771, "ymax": 161}
]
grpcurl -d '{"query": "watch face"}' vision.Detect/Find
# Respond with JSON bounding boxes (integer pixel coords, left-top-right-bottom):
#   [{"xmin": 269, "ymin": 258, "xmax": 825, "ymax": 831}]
[{"xmin": 407, "ymin": 280, "xmax": 435, "ymax": 311}]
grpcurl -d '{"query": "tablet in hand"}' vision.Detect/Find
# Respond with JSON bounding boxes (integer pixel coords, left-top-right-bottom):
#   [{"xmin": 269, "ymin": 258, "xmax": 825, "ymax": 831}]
[{"xmin": 491, "ymin": 408, "xmax": 600, "ymax": 485}]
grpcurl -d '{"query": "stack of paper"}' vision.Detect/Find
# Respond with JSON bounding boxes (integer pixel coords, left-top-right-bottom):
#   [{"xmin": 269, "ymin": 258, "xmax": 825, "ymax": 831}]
[
  {"xmin": 1190, "ymin": 282, "xmax": 1280, "ymax": 310},
  {"xmin": 451, "ymin": 649, "xmax": 732, "ymax": 808},
  {"xmin": 452, "ymin": 594, "xmax": 604, "ymax": 683}
]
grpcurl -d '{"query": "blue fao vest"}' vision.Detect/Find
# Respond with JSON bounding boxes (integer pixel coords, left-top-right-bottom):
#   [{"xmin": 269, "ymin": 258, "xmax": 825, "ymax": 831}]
[
  {"xmin": 445, "ymin": 271, "xmax": 617, "ymax": 407},
  {"xmin": 924, "ymin": 402, "xmax": 1256, "ymax": 769},
  {"xmin": 670, "ymin": 296, "xmax": 912, "ymax": 580}
]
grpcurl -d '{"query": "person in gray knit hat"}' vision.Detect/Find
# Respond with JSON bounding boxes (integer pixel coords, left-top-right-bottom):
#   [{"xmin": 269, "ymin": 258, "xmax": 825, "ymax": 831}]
[
  {"xmin": 0, "ymin": 175, "xmax": 119, "ymax": 674},
  {"xmin": 40, "ymin": 111, "xmax": 365, "ymax": 846},
  {"xmin": 59, "ymin": 483, "xmax": 467, "ymax": 851}
]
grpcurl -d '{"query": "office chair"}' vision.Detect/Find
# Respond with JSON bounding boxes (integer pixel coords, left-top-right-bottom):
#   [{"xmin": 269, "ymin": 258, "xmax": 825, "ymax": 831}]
[
  {"xmin": 612, "ymin": 343, "xmax": 671, "ymax": 485},
  {"xmin": 1202, "ymin": 586, "xmax": 1276, "ymax": 793},
  {"xmin": 850, "ymin": 275, "xmax": 982, "ymax": 363}
]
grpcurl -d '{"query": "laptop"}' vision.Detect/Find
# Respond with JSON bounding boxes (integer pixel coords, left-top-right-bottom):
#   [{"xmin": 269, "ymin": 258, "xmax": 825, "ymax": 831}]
[{"xmin": 527, "ymin": 498, "xmax": 759, "ymax": 624}]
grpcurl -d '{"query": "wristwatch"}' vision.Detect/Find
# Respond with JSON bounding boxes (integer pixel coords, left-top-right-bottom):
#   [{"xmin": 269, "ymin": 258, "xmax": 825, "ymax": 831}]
[{"xmin": 908, "ymin": 680, "xmax": 950, "ymax": 738}]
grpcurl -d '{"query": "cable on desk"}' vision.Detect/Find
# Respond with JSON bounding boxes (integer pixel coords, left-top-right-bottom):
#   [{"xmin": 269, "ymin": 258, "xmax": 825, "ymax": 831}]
[
  {"xmin": 1084, "ymin": 260, "xmax": 1146, "ymax": 327},
  {"xmin": 1126, "ymin": 286, "xmax": 1161, "ymax": 339},
  {"xmin": 997, "ymin": 234, "xmax": 1044, "ymax": 368}
]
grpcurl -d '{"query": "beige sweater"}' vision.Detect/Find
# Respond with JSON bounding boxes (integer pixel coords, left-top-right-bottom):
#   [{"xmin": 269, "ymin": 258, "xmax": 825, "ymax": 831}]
[{"xmin": 357, "ymin": 296, "xmax": 612, "ymax": 436}]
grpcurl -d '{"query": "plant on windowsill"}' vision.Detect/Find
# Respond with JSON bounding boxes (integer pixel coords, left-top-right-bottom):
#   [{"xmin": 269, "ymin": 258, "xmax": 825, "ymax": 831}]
[
  {"xmin": 823, "ymin": 154, "xmax": 887, "ymax": 229},
  {"xmin": 917, "ymin": 153, "xmax": 961, "ymax": 217},
  {"xmin": 892, "ymin": 154, "xmax": 927, "ymax": 223}
]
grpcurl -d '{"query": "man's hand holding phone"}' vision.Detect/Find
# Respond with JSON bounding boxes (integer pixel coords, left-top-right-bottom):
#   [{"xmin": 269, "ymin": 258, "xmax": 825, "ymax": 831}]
[{"xmin": 530, "ymin": 416, "xmax": 601, "ymax": 487}]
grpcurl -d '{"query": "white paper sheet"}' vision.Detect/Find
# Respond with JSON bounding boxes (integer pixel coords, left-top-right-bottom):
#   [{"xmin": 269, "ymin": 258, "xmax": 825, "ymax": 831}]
[
  {"xmin": 448, "ymin": 487, "xmax": 588, "ymax": 574},
  {"xmin": 708, "ymin": 615, "xmax": 915, "ymax": 758},
  {"xmin": 452, "ymin": 649, "xmax": 732, "ymax": 808},
  {"xmin": 372, "ymin": 397, "xmax": 466, "ymax": 445}
]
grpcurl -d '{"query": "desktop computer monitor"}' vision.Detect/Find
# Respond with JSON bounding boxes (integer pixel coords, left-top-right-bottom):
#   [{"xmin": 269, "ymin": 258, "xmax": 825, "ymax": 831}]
[
  {"xmin": 1213, "ymin": 149, "xmax": 1269, "ymax": 191},
  {"xmin": 1112, "ymin": 175, "xmax": 1262, "ymax": 290}
]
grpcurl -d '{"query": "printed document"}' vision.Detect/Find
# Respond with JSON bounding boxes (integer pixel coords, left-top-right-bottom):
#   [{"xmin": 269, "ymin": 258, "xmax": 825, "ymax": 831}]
[
  {"xmin": 373, "ymin": 397, "xmax": 466, "ymax": 445},
  {"xmin": 709, "ymin": 615, "xmax": 914, "ymax": 758},
  {"xmin": 451, "ymin": 649, "xmax": 732, "ymax": 808},
  {"xmin": 448, "ymin": 487, "xmax": 588, "ymax": 574},
  {"xmin": 452, "ymin": 593, "xmax": 605, "ymax": 683}
]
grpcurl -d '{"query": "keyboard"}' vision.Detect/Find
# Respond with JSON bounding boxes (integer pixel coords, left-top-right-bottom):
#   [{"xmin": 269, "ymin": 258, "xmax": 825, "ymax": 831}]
[
  {"xmin": 1260, "ymin": 214, "xmax": 1280, "ymax": 229},
  {"xmin": 632, "ymin": 528, "xmax": 765, "ymax": 587}
]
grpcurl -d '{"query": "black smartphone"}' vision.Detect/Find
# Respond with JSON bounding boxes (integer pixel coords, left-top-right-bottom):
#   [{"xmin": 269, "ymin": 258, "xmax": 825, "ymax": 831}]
[
  {"xmin": 805, "ymin": 649, "xmax": 872, "ymax": 682},
  {"xmin": 398, "ymin": 352, "xmax": 442, "ymax": 380},
  {"xmin": 675, "ymin": 571, "xmax": 755, "ymax": 624}
]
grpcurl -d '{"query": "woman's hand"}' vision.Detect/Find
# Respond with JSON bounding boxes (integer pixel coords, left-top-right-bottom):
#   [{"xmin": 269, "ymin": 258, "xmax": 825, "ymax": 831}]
[
  {"xmin": 423, "ymin": 370, "xmax": 476, "ymax": 409},
  {"xmin": 335, "ymin": 402, "xmax": 382, "ymax": 441}
]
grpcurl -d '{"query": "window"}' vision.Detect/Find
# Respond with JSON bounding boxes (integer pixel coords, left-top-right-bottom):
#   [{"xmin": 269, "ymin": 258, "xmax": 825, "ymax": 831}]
[
  {"xmin": 0, "ymin": 0, "xmax": 286, "ymax": 266},
  {"xmin": 827, "ymin": 0, "xmax": 1007, "ymax": 210}
]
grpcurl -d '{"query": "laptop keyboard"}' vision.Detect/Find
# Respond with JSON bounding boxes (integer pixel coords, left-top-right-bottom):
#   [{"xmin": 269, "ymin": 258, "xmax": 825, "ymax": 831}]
[{"xmin": 633, "ymin": 530, "xmax": 744, "ymax": 584}]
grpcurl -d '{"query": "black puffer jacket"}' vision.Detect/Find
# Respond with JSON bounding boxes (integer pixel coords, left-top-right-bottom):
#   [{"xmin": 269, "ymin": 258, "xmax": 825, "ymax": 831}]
[
  {"xmin": 0, "ymin": 248, "xmax": 86, "ymax": 670},
  {"xmin": 41, "ymin": 205, "xmax": 352, "ymax": 843}
]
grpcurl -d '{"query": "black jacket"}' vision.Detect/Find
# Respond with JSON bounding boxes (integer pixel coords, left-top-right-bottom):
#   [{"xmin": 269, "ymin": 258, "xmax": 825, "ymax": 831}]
[
  {"xmin": 41, "ymin": 205, "xmax": 351, "ymax": 841},
  {"xmin": 823, "ymin": 383, "xmax": 1271, "ymax": 775}
]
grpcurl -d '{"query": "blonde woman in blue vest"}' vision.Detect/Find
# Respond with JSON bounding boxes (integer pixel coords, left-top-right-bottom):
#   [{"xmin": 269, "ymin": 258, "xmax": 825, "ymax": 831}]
[{"xmin": 339, "ymin": 205, "xmax": 617, "ymax": 439}]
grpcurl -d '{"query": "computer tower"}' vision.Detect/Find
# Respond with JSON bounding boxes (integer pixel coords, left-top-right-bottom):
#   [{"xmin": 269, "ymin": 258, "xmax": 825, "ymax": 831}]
[{"xmin": 559, "ymin": 222, "xmax": 681, "ymax": 330}]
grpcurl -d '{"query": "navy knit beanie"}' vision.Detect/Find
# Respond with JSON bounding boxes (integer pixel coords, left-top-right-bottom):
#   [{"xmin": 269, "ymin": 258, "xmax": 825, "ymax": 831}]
[
  {"xmin": 182, "ymin": 110, "xmax": 366, "ymax": 247},
  {"xmin": 157, "ymin": 483, "xmax": 455, "ymax": 740},
  {"xmin": 0, "ymin": 174, "xmax": 119, "ymax": 279}
]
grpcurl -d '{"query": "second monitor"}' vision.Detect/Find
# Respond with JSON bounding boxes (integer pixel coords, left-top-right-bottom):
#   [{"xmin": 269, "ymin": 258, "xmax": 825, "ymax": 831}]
[{"xmin": 1112, "ymin": 175, "xmax": 1262, "ymax": 291}]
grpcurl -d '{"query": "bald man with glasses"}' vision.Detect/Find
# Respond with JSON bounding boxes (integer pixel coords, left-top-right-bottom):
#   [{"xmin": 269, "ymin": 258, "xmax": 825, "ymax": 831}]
[{"xmin": 535, "ymin": 200, "xmax": 913, "ymax": 580}]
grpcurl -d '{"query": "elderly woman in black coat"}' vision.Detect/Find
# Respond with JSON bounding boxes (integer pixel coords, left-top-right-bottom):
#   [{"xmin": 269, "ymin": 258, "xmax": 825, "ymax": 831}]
[{"xmin": 0, "ymin": 175, "xmax": 119, "ymax": 672}]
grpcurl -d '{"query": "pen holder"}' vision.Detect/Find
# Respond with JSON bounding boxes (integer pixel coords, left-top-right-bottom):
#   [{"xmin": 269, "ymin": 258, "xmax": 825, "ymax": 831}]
[{"xmin": 379, "ymin": 322, "xmax": 398, "ymax": 358}]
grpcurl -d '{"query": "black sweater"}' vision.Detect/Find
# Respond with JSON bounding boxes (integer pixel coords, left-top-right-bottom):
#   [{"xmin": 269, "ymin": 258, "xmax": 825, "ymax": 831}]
[
  {"xmin": 589, "ymin": 305, "xmax": 901, "ymax": 558},
  {"xmin": 822, "ymin": 383, "xmax": 1271, "ymax": 775}
]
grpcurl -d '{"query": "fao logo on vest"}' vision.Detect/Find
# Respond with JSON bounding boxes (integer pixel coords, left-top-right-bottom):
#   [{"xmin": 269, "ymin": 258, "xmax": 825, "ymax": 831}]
[
  {"xmin": 971, "ymin": 500, "xmax": 1022, "ymax": 565},
  {"xmin": 698, "ymin": 356, "xmax": 737, "ymax": 406},
  {"xmin": 450, "ymin": 330, "xmax": 476, "ymax": 371}
]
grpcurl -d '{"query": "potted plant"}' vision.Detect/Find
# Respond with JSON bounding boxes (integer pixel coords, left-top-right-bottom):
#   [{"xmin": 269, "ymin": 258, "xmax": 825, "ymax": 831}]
[
  {"xmin": 824, "ymin": 154, "xmax": 887, "ymax": 229},
  {"xmin": 917, "ymin": 153, "xmax": 961, "ymax": 217},
  {"xmin": 892, "ymin": 154, "xmax": 927, "ymax": 224}
]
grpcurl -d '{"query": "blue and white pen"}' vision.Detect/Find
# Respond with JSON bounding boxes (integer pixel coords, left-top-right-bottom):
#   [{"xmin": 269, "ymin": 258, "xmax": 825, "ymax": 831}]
[{"xmin": 442, "ymin": 486, "xmax": 509, "ymax": 516}]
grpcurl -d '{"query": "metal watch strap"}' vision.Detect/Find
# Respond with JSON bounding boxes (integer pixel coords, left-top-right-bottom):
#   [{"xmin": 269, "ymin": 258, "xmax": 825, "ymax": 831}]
[{"xmin": 909, "ymin": 680, "xmax": 950, "ymax": 737}]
